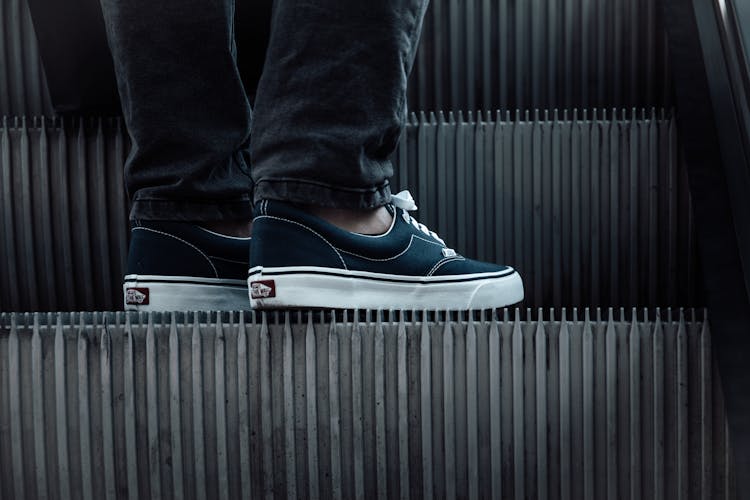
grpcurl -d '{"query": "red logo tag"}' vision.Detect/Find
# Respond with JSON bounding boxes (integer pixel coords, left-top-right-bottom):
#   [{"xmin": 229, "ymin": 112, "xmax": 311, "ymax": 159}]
[
  {"xmin": 125, "ymin": 287, "xmax": 150, "ymax": 305},
  {"xmin": 250, "ymin": 280, "xmax": 276, "ymax": 299}
]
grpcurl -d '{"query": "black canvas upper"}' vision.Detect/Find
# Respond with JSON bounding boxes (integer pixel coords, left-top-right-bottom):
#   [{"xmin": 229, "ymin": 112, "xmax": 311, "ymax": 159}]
[
  {"xmin": 126, "ymin": 221, "xmax": 250, "ymax": 279},
  {"xmin": 250, "ymin": 200, "xmax": 512, "ymax": 278}
]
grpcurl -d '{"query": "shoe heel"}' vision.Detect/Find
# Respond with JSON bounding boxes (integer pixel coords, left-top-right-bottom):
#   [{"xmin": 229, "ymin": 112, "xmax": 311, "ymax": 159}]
[{"xmin": 123, "ymin": 275, "xmax": 249, "ymax": 311}]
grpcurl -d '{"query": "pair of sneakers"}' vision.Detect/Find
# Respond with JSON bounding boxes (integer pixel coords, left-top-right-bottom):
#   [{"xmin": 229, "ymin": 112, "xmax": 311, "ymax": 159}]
[{"xmin": 123, "ymin": 191, "xmax": 524, "ymax": 311}]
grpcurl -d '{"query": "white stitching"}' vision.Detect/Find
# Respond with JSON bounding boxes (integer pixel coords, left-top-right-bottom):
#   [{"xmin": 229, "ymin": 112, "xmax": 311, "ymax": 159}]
[
  {"xmin": 196, "ymin": 226, "xmax": 252, "ymax": 240},
  {"xmin": 337, "ymin": 235, "xmax": 414, "ymax": 261},
  {"xmin": 133, "ymin": 227, "xmax": 219, "ymax": 277},
  {"xmin": 427, "ymin": 256, "xmax": 466, "ymax": 276},
  {"xmin": 336, "ymin": 233, "xmax": 442, "ymax": 262},
  {"xmin": 255, "ymin": 215, "xmax": 348, "ymax": 269},
  {"xmin": 412, "ymin": 234, "xmax": 447, "ymax": 247},
  {"xmin": 207, "ymin": 255, "xmax": 248, "ymax": 265},
  {"xmin": 349, "ymin": 206, "xmax": 398, "ymax": 239}
]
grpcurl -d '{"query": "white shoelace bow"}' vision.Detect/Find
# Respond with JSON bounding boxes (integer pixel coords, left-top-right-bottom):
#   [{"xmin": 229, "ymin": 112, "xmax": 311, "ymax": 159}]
[{"xmin": 390, "ymin": 190, "xmax": 447, "ymax": 246}]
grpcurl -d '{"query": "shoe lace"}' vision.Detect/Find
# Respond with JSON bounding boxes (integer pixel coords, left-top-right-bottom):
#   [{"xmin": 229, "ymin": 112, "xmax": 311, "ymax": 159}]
[{"xmin": 390, "ymin": 190, "xmax": 446, "ymax": 246}]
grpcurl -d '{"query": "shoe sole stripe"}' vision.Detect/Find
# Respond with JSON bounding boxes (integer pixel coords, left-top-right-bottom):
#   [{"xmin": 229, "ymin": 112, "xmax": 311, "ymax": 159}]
[
  {"xmin": 125, "ymin": 280, "xmax": 248, "ymax": 289},
  {"xmin": 124, "ymin": 275, "xmax": 247, "ymax": 287},
  {"xmin": 248, "ymin": 266, "xmax": 516, "ymax": 285}
]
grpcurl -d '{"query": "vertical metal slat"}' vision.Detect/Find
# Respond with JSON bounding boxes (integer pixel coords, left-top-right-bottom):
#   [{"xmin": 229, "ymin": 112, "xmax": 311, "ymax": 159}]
[
  {"xmin": 676, "ymin": 311, "xmax": 689, "ymax": 499},
  {"xmin": 31, "ymin": 313, "xmax": 49, "ymax": 500},
  {"xmin": 605, "ymin": 308, "xmax": 618, "ymax": 499},
  {"xmin": 8, "ymin": 315, "xmax": 26, "ymax": 500},
  {"xmin": 55, "ymin": 315, "xmax": 72, "ymax": 500},
  {"xmin": 100, "ymin": 316, "xmax": 116, "ymax": 500},
  {"xmin": 191, "ymin": 315, "xmax": 207, "ymax": 500},
  {"xmin": 629, "ymin": 309, "xmax": 642, "ymax": 500},
  {"xmin": 512, "ymin": 312, "xmax": 525, "ymax": 500},
  {"xmin": 169, "ymin": 316, "xmax": 185, "ymax": 500},
  {"xmin": 582, "ymin": 309, "xmax": 595, "ymax": 500},
  {"xmin": 145, "ymin": 314, "xmax": 162, "ymax": 500},
  {"xmin": 653, "ymin": 311, "xmax": 665, "ymax": 500},
  {"xmin": 328, "ymin": 316, "xmax": 342, "ymax": 500},
  {"xmin": 442, "ymin": 320, "xmax": 457, "ymax": 499},
  {"xmin": 350, "ymin": 316, "xmax": 365, "ymax": 500},
  {"xmin": 535, "ymin": 313, "xmax": 549, "ymax": 500},
  {"xmin": 304, "ymin": 314, "xmax": 320, "ymax": 500},
  {"xmin": 419, "ymin": 318, "xmax": 433, "ymax": 500},
  {"xmin": 466, "ymin": 318, "xmax": 479, "ymax": 500},
  {"xmin": 78, "ymin": 315, "xmax": 94, "ymax": 500},
  {"xmin": 397, "ymin": 316, "xmax": 410, "ymax": 499},
  {"xmin": 559, "ymin": 309, "xmax": 572, "ymax": 500}
]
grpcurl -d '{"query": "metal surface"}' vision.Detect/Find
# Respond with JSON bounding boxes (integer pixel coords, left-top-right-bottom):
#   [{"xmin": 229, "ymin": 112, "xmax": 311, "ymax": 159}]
[
  {"xmin": 0, "ymin": 111, "xmax": 699, "ymax": 312},
  {"xmin": 0, "ymin": 309, "xmax": 735, "ymax": 499},
  {"xmin": 0, "ymin": 116, "xmax": 129, "ymax": 312},
  {"xmin": 5, "ymin": 0, "xmax": 672, "ymax": 116},
  {"xmin": 0, "ymin": 0, "xmax": 53, "ymax": 115},
  {"xmin": 410, "ymin": 0, "xmax": 674, "ymax": 112},
  {"xmin": 24, "ymin": 0, "xmax": 121, "ymax": 116},
  {"xmin": 658, "ymin": 0, "xmax": 750, "ymax": 495},
  {"xmin": 392, "ymin": 109, "xmax": 700, "ymax": 309}
]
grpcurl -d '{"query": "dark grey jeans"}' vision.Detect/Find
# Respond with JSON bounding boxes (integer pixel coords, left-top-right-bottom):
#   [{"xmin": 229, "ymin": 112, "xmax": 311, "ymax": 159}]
[{"xmin": 99, "ymin": 0, "xmax": 428, "ymax": 221}]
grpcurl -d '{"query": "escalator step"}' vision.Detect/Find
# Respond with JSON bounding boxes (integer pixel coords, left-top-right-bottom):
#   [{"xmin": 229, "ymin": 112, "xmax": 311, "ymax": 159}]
[
  {"xmin": 0, "ymin": 110, "xmax": 698, "ymax": 311},
  {"xmin": 0, "ymin": 309, "xmax": 734, "ymax": 499},
  {"xmin": 0, "ymin": 0, "xmax": 53, "ymax": 115},
  {"xmin": 2, "ymin": 0, "xmax": 672, "ymax": 116}
]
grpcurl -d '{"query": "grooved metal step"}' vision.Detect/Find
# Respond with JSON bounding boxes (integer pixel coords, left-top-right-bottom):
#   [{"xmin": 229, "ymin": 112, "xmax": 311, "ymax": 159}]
[
  {"xmin": 0, "ymin": 110, "xmax": 699, "ymax": 311},
  {"xmin": 410, "ymin": 0, "xmax": 674, "ymax": 111},
  {"xmin": 0, "ymin": 309, "xmax": 734, "ymax": 499},
  {"xmin": 0, "ymin": 0, "xmax": 52, "ymax": 115},
  {"xmin": 2, "ymin": 0, "xmax": 672, "ymax": 116}
]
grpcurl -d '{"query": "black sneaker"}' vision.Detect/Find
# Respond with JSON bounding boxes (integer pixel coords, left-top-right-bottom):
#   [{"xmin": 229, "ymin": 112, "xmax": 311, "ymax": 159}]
[
  {"xmin": 123, "ymin": 221, "xmax": 251, "ymax": 311},
  {"xmin": 248, "ymin": 191, "xmax": 523, "ymax": 309}
]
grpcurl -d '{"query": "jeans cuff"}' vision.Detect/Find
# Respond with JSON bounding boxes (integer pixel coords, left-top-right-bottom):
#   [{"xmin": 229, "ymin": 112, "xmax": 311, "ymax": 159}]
[
  {"xmin": 129, "ymin": 197, "xmax": 253, "ymax": 222},
  {"xmin": 253, "ymin": 178, "xmax": 392, "ymax": 209}
]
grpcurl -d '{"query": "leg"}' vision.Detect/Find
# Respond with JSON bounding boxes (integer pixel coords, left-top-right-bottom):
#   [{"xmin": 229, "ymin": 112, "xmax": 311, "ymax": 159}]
[
  {"xmin": 248, "ymin": 0, "xmax": 525, "ymax": 309},
  {"xmin": 250, "ymin": 0, "xmax": 429, "ymax": 208},
  {"xmin": 100, "ymin": 0, "xmax": 254, "ymax": 310},
  {"xmin": 100, "ymin": 0, "xmax": 253, "ymax": 222}
]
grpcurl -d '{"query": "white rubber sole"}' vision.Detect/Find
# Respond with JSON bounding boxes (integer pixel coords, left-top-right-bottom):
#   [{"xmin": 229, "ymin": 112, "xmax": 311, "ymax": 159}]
[
  {"xmin": 123, "ymin": 274, "xmax": 249, "ymax": 311},
  {"xmin": 248, "ymin": 266, "xmax": 524, "ymax": 310}
]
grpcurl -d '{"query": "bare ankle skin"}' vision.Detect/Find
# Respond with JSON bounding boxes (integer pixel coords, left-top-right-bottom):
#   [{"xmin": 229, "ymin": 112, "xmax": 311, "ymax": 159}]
[
  {"xmin": 199, "ymin": 220, "xmax": 253, "ymax": 238},
  {"xmin": 305, "ymin": 205, "xmax": 393, "ymax": 235}
]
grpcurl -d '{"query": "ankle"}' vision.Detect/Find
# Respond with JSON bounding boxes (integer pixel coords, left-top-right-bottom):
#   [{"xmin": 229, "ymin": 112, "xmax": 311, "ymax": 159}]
[
  {"xmin": 305, "ymin": 205, "xmax": 393, "ymax": 235},
  {"xmin": 199, "ymin": 220, "xmax": 252, "ymax": 238}
]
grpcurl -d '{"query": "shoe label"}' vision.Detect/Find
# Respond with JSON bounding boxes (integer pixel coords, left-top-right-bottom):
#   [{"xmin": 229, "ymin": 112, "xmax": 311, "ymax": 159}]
[
  {"xmin": 250, "ymin": 280, "xmax": 276, "ymax": 299},
  {"xmin": 125, "ymin": 287, "xmax": 150, "ymax": 305}
]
